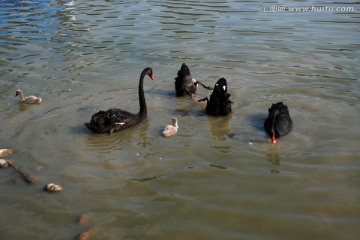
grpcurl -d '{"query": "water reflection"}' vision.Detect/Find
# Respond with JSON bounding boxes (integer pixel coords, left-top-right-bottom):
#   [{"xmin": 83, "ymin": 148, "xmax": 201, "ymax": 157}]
[
  {"xmin": 18, "ymin": 102, "xmax": 27, "ymax": 112},
  {"xmin": 84, "ymin": 120, "xmax": 149, "ymax": 151},
  {"xmin": 0, "ymin": 0, "xmax": 64, "ymax": 44},
  {"xmin": 0, "ymin": 0, "xmax": 82, "ymax": 80},
  {"xmin": 209, "ymin": 114, "xmax": 232, "ymax": 153},
  {"xmin": 209, "ymin": 114, "xmax": 231, "ymax": 141},
  {"xmin": 267, "ymin": 144, "xmax": 280, "ymax": 166},
  {"xmin": 267, "ymin": 143, "xmax": 281, "ymax": 174}
]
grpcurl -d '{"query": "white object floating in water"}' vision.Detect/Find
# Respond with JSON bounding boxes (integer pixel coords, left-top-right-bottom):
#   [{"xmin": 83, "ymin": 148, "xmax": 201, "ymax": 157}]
[
  {"xmin": 45, "ymin": 183, "xmax": 63, "ymax": 192},
  {"xmin": 0, "ymin": 159, "xmax": 9, "ymax": 168},
  {"xmin": 15, "ymin": 89, "xmax": 42, "ymax": 104},
  {"xmin": 162, "ymin": 117, "xmax": 178, "ymax": 137},
  {"xmin": 0, "ymin": 149, "xmax": 13, "ymax": 158}
]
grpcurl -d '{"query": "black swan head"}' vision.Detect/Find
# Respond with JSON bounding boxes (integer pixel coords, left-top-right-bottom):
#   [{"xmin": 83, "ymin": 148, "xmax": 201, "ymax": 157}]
[
  {"xmin": 264, "ymin": 102, "xmax": 293, "ymax": 143},
  {"xmin": 202, "ymin": 78, "xmax": 232, "ymax": 116},
  {"xmin": 84, "ymin": 67, "xmax": 154, "ymax": 134},
  {"xmin": 144, "ymin": 67, "xmax": 155, "ymax": 81}
]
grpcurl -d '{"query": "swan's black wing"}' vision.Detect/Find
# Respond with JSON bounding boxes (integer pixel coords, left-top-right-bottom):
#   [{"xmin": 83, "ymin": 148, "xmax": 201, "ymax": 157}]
[
  {"xmin": 84, "ymin": 108, "xmax": 138, "ymax": 134},
  {"xmin": 264, "ymin": 102, "xmax": 293, "ymax": 139},
  {"xmin": 275, "ymin": 110, "xmax": 293, "ymax": 137},
  {"xmin": 175, "ymin": 75, "xmax": 197, "ymax": 97},
  {"xmin": 175, "ymin": 63, "xmax": 197, "ymax": 97}
]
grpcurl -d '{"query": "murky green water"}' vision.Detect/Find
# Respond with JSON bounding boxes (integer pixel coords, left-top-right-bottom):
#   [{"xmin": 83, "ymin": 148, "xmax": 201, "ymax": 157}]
[{"xmin": 0, "ymin": 1, "xmax": 359, "ymax": 239}]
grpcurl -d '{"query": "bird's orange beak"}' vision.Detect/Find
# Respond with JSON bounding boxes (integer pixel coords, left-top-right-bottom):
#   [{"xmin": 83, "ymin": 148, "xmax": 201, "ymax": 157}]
[{"xmin": 271, "ymin": 134, "xmax": 277, "ymax": 144}]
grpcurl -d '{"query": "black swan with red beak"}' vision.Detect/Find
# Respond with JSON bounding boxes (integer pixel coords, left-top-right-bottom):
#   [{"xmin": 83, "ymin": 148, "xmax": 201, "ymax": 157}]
[
  {"xmin": 198, "ymin": 78, "xmax": 232, "ymax": 116},
  {"xmin": 175, "ymin": 63, "xmax": 212, "ymax": 98},
  {"xmin": 264, "ymin": 102, "xmax": 293, "ymax": 143},
  {"xmin": 85, "ymin": 67, "xmax": 154, "ymax": 134}
]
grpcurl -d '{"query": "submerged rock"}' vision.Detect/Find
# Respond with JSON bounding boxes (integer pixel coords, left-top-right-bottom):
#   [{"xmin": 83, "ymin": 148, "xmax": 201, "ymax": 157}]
[
  {"xmin": 78, "ymin": 229, "xmax": 97, "ymax": 240},
  {"xmin": 78, "ymin": 214, "xmax": 91, "ymax": 225},
  {"xmin": 0, "ymin": 159, "xmax": 9, "ymax": 168},
  {"xmin": 0, "ymin": 149, "xmax": 13, "ymax": 158}
]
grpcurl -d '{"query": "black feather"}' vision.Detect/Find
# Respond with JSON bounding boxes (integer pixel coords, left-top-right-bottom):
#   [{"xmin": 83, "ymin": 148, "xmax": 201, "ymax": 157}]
[{"xmin": 264, "ymin": 102, "xmax": 293, "ymax": 141}]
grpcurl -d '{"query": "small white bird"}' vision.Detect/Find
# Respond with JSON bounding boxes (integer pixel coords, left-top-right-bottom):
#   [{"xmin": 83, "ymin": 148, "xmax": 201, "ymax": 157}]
[
  {"xmin": 15, "ymin": 89, "xmax": 42, "ymax": 104},
  {"xmin": 162, "ymin": 117, "xmax": 178, "ymax": 137}
]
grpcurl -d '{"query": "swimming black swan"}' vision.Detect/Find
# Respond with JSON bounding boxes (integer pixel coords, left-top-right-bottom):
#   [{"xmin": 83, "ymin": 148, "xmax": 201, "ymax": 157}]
[
  {"xmin": 198, "ymin": 78, "xmax": 232, "ymax": 116},
  {"xmin": 264, "ymin": 102, "xmax": 293, "ymax": 143},
  {"xmin": 84, "ymin": 67, "xmax": 154, "ymax": 134},
  {"xmin": 15, "ymin": 89, "xmax": 42, "ymax": 104},
  {"xmin": 174, "ymin": 63, "xmax": 212, "ymax": 98}
]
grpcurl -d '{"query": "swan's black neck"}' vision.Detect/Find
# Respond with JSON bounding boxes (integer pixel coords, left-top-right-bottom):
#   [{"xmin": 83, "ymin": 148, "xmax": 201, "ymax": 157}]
[{"xmin": 138, "ymin": 69, "xmax": 148, "ymax": 119}]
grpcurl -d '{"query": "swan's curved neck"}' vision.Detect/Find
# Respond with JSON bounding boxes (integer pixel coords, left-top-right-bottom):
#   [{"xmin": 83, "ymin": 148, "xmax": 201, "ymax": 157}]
[{"xmin": 138, "ymin": 70, "xmax": 147, "ymax": 119}]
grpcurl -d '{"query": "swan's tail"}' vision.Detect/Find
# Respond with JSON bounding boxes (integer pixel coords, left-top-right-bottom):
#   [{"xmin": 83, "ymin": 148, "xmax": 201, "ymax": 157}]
[{"xmin": 270, "ymin": 109, "xmax": 279, "ymax": 143}]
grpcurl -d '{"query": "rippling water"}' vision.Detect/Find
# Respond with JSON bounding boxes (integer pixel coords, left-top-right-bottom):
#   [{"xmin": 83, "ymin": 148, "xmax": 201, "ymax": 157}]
[{"xmin": 0, "ymin": 0, "xmax": 359, "ymax": 239}]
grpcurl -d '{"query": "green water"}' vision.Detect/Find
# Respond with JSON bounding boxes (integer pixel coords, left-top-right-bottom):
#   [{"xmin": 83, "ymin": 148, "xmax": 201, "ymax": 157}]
[{"xmin": 0, "ymin": 1, "xmax": 359, "ymax": 239}]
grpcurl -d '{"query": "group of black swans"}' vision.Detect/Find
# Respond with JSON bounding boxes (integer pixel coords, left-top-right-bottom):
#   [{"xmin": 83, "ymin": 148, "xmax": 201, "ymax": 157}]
[{"xmin": 84, "ymin": 64, "xmax": 293, "ymax": 143}]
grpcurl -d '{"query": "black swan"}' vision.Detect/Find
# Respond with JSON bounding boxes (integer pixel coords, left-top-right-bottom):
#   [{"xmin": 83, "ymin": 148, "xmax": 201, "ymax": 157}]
[
  {"xmin": 15, "ymin": 89, "xmax": 42, "ymax": 104},
  {"xmin": 174, "ymin": 63, "xmax": 212, "ymax": 98},
  {"xmin": 264, "ymin": 102, "xmax": 293, "ymax": 143},
  {"xmin": 198, "ymin": 78, "xmax": 232, "ymax": 116},
  {"xmin": 84, "ymin": 67, "xmax": 154, "ymax": 134}
]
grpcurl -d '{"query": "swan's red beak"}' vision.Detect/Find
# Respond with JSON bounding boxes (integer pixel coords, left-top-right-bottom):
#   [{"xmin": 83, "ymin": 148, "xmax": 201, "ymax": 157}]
[
  {"xmin": 151, "ymin": 73, "xmax": 154, "ymax": 80},
  {"xmin": 271, "ymin": 134, "xmax": 277, "ymax": 144}
]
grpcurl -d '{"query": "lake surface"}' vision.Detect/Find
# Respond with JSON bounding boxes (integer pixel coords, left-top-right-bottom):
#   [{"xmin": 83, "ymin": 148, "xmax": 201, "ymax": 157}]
[{"xmin": 0, "ymin": 0, "xmax": 359, "ymax": 239}]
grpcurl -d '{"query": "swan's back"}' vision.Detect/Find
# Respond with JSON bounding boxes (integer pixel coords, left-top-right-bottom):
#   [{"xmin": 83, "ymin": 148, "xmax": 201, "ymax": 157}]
[
  {"xmin": 85, "ymin": 108, "xmax": 141, "ymax": 134},
  {"xmin": 205, "ymin": 78, "xmax": 232, "ymax": 116},
  {"xmin": 264, "ymin": 102, "xmax": 293, "ymax": 142},
  {"xmin": 175, "ymin": 63, "xmax": 196, "ymax": 96}
]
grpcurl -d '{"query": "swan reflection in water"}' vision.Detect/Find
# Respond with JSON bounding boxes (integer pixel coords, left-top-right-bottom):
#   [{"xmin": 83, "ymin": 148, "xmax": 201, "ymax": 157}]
[
  {"xmin": 84, "ymin": 119, "xmax": 150, "ymax": 151},
  {"xmin": 267, "ymin": 144, "xmax": 281, "ymax": 174},
  {"xmin": 209, "ymin": 114, "xmax": 232, "ymax": 153}
]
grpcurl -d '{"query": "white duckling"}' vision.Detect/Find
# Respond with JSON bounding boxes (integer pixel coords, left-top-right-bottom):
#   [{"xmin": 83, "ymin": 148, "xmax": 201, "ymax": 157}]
[
  {"xmin": 15, "ymin": 89, "xmax": 42, "ymax": 104},
  {"xmin": 162, "ymin": 117, "xmax": 178, "ymax": 137}
]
